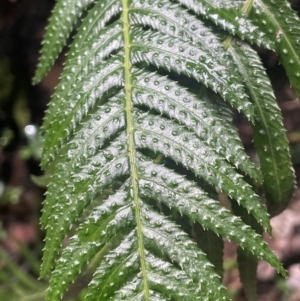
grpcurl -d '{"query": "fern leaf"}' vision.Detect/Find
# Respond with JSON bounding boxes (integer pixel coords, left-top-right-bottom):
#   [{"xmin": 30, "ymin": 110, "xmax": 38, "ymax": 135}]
[
  {"xmin": 46, "ymin": 92, "xmax": 126, "ymax": 184},
  {"xmin": 35, "ymin": 0, "xmax": 296, "ymax": 300},
  {"xmin": 249, "ymin": 0, "xmax": 300, "ymax": 98},
  {"xmin": 40, "ymin": 0, "xmax": 260, "ymax": 168},
  {"xmin": 45, "ymin": 189, "xmax": 134, "ymax": 301},
  {"xmin": 135, "ymin": 116, "xmax": 270, "ymax": 233},
  {"xmin": 42, "ymin": 22, "xmax": 123, "ymax": 134},
  {"xmin": 131, "ymin": 29, "xmax": 254, "ymax": 119},
  {"xmin": 237, "ymin": 247, "xmax": 258, "ymax": 301},
  {"xmin": 85, "ymin": 232, "xmax": 139, "ymax": 301},
  {"xmin": 137, "ymin": 156, "xmax": 284, "ymax": 274},
  {"xmin": 41, "ymin": 138, "xmax": 129, "ymax": 276},
  {"xmin": 130, "ymin": 0, "xmax": 257, "ymax": 113},
  {"xmin": 228, "ymin": 40, "xmax": 295, "ymax": 216},
  {"xmin": 141, "ymin": 206, "xmax": 227, "ymax": 300},
  {"xmin": 176, "ymin": 0, "xmax": 274, "ymax": 49},
  {"xmin": 132, "ymin": 70, "xmax": 262, "ymax": 183},
  {"xmin": 33, "ymin": 0, "xmax": 96, "ymax": 83},
  {"xmin": 53, "ymin": 202, "xmax": 229, "ymax": 301},
  {"xmin": 41, "ymin": 56, "xmax": 124, "ymax": 167},
  {"xmin": 147, "ymin": 253, "xmax": 211, "ymax": 301},
  {"xmin": 41, "ymin": 0, "xmax": 123, "ymax": 133},
  {"xmin": 180, "ymin": 0, "xmax": 300, "ymax": 98}
]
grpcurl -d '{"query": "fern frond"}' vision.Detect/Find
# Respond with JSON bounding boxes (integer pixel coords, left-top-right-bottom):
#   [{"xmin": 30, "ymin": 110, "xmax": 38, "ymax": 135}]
[
  {"xmin": 33, "ymin": 0, "xmax": 96, "ymax": 83},
  {"xmin": 134, "ymin": 114, "xmax": 270, "ymax": 232},
  {"xmin": 249, "ymin": 0, "xmax": 300, "ymax": 98},
  {"xmin": 228, "ymin": 40, "xmax": 295, "ymax": 216},
  {"xmin": 41, "ymin": 137, "xmax": 129, "ymax": 276},
  {"xmin": 85, "ymin": 232, "xmax": 140, "ymax": 301},
  {"xmin": 45, "ymin": 187, "xmax": 134, "ymax": 301},
  {"xmin": 131, "ymin": 70, "xmax": 261, "ymax": 182},
  {"xmin": 137, "ymin": 156, "xmax": 281, "ymax": 270},
  {"xmin": 176, "ymin": 0, "xmax": 275, "ymax": 49},
  {"xmin": 187, "ymin": 0, "xmax": 300, "ymax": 99},
  {"xmin": 34, "ymin": 0, "xmax": 298, "ymax": 300},
  {"xmin": 41, "ymin": 55, "xmax": 124, "ymax": 166},
  {"xmin": 41, "ymin": 0, "xmax": 123, "ymax": 135},
  {"xmin": 237, "ymin": 247, "xmax": 258, "ymax": 301}
]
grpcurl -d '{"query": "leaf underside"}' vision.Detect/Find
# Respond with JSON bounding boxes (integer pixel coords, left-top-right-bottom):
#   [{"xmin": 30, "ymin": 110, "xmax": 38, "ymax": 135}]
[{"xmin": 35, "ymin": 0, "xmax": 298, "ymax": 300}]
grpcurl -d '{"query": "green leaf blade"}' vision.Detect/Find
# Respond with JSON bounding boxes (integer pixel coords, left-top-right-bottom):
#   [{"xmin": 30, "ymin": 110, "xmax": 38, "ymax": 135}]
[
  {"xmin": 85, "ymin": 233, "xmax": 139, "ymax": 301},
  {"xmin": 36, "ymin": 0, "xmax": 294, "ymax": 300},
  {"xmin": 40, "ymin": 134, "xmax": 128, "ymax": 229},
  {"xmin": 41, "ymin": 0, "xmax": 123, "ymax": 132},
  {"xmin": 250, "ymin": 0, "xmax": 300, "ymax": 98},
  {"xmin": 131, "ymin": 29, "xmax": 254, "ymax": 120},
  {"xmin": 41, "ymin": 147, "xmax": 129, "ymax": 276},
  {"xmin": 45, "ymin": 190, "xmax": 134, "ymax": 301},
  {"xmin": 137, "ymin": 157, "xmax": 286, "ymax": 277},
  {"xmin": 132, "ymin": 69, "xmax": 262, "ymax": 183},
  {"xmin": 134, "ymin": 115, "xmax": 271, "ymax": 233},
  {"xmin": 33, "ymin": 0, "xmax": 95, "ymax": 83},
  {"xmin": 41, "ymin": 59, "xmax": 124, "ymax": 168},
  {"xmin": 142, "ymin": 205, "xmax": 229, "ymax": 301},
  {"xmin": 229, "ymin": 40, "xmax": 295, "ymax": 216},
  {"xmin": 176, "ymin": 0, "xmax": 275, "ymax": 49}
]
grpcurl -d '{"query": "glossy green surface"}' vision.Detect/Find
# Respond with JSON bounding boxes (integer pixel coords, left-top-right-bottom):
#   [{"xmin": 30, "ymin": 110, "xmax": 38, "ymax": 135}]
[
  {"xmin": 35, "ymin": 0, "xmax": 299, "ymax": 300},
  {"xmin": 229, "ymin": 41, "xmax": 295, "ymax": 217}
]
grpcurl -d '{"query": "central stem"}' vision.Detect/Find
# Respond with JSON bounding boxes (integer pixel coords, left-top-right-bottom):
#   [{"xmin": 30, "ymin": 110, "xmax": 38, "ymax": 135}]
[{"xmin": 121, "ymin": 0, "xmax": 150, "ymax": 299}]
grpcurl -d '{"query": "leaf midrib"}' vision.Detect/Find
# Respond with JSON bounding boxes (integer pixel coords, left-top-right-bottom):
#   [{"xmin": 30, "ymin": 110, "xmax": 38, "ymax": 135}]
[{"xmin": 121, "ymin": 1, "xmax": 150, "ymax": 299}]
